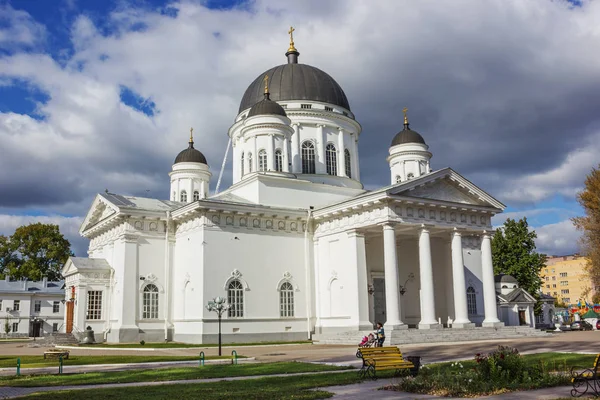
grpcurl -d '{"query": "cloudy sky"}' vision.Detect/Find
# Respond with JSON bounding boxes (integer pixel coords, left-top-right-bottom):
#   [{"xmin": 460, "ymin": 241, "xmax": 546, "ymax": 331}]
[{"xmin": 0, "ymin": 0, "xmax": 596, "ymax": 257}]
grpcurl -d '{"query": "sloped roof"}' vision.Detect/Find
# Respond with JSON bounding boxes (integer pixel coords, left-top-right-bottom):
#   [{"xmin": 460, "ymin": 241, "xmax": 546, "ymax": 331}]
[
  {"xmin": 99, "ymin": 193, "xmax": 182, "ymax": 212},
  {"xmin": 497, "ymin": 287, "xmax": 536, "ymax": 304},
  {"xmin": 0, "ymin": 279, "xmax": 64, "ymax": 294}
]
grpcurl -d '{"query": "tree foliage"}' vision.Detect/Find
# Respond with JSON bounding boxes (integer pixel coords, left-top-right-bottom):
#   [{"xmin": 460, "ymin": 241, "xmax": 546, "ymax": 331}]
[
  {"xmin": 572, "ymin": 165, "xmax": 600, "ymax": 284},
  {"xmin": 492, "ymin": 217, "xmax": 547, "ymax": 313},
  {"xmin": 0, "ymin": 223, "xmax": 73, "ymax": 281}
]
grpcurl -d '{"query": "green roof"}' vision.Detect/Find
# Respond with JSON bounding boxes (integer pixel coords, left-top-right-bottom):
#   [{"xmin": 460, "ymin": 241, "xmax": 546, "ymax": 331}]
[{"xmin": 581, "ymin": 309, "xmax": 600, "ymax": 319}]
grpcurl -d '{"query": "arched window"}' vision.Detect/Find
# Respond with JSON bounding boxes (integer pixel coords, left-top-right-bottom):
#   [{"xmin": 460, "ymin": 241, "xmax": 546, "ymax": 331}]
[
  {"xmin": 301, "ymin": 141, "xmax": 315, "ymax": 174},
  {"xmin": 275, "ymin": 150, "xmax": 283, "ymax": 172},
  {"xmin": 258, "ymin": 149, "xmax": 267, "ymax": 172},
  {"xmin": 467, "ymin": 286, "xmax": 477, "ymax": 315},
  {"xmin": 172, "ymin": 191, "xmax": 176, "ymax": 201},
  {"xmin": 193, "ymin": 191, "xmax": 200, "ymax": 201},
  {"xmin": 502, "ymin": 285, "xmax": 508, "ymax": 289},
  {"xmin": 180, "ymin": 190, "xmax": 187, "ymax": 202},
  {"xmin": 143, "ymin": 284, "xmax": 159, "ymax": 319},
  {"xmin": 326, "ymin": 143, "xmax": 337, "ymax": 175},
  {"xmin": 228, "ymin": 280, "xmax": 244, "ymax": 317},
  {"xmin": 280, "ymin": 281, "xmax": 294, "ymax": 317},
  {"xmin": 247, "ymin": 152, "xmax": 253, "ymax": 173},
  {"xmin": 407, "ymin": 173, "xmax": 414, "ymax": 180},
  {"xmin": 241, "ymin": 153, "xmax": 245, "ymax": 176},
  {"xmin": 395, "ymin": 175, "xmax": 402, "ymax": 184},
  {"xmin": 344, "ymin": 149, "xmax": 351, "ymax": 178}
]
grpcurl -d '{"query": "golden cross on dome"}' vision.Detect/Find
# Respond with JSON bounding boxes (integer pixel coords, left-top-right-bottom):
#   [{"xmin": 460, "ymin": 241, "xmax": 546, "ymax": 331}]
[
  {"xmin": 189, "ymin": 127, "xmax": 194, "ymax": 143},
  {"xmin": 403, "ymin": 108, "xmax": 409, "ymax": 125},
  {"xmin": 263, "ymin": 75, "xmax": 269, "ymax": 94},
  {"xmin": 288, "ymin": 26, "xmax": 297, "ymax": 52}
]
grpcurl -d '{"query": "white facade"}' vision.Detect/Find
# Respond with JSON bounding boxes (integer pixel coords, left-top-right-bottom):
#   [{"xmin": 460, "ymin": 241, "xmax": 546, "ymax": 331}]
[
  {"xmin": 63, "ymin": 43, "xmax": 510, "ymax": 343},
  {"xmin": 0, "ymin": 278, "xmax": 65, "ymax": 337}
]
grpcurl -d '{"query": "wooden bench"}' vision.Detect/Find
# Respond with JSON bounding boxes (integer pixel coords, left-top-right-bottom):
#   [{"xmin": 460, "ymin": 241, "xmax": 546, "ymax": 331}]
[
  {"xmin": 43, "ymin": 350, "xmax": 70, "ymax": 360},
  {"xmin": 571, "ymin": 354, "xmax": 600, "ymax": 397},
  {"xmin": 356, "ymin": 346, "xmax": 416, "ymax": 380}
]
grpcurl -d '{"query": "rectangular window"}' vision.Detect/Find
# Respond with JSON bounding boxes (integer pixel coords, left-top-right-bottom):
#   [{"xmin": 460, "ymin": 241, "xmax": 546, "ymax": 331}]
[
  {"xmin": 564, "ymin": 297, "xmax": 570, "ymax": 303},
  {"xmin": 53, "ymin": 301, "xmax": 60, "ymax": 313},
  {"xmin": 52, "ymin": 323, "xmax": 58, "ymax": 332},
  {"xmin": 545, "ymin": 277, "xmax": 549, "ymax": 281},
  {"xmin": 552, "ymin": 276, "xmax": 556, "ymax": 281},
  {"xmin": 300, "ymin": 104, "xmax": 312, "ymax": 109},
  {"xmin": 560, "ymin": 272, "xmax": 568, "ymax": 277},
  {"xmin": 325, "ymin": 106, "xmax": 333, "ymax": 112},
  {"xmin": 552, "ymin": 284, "xmax": 556, "ymax": 288},
  {"xmin": 12, "ymin": 322, "xmax": 18, "ymax": 332},
  {"xmin": 13, "ymin": 300, "xmax": 20, "ymax": 311},
  {"xmin": 546, "ymin": 284, "xmax": 550, "ymax": 288},
  {"xmin": 560, "ymin": 281, "xmax": 568, "ymax": 286},
  {"xmin": 86, "ymin": 291, "xmax": 103, "ymax": 320},
  {"xmin": 561, "ymin": 289, "xmax": 570, "ymax": 294},
  {"xmin": 34, "ymin": 300, "xmax": 41, "ymax": 312}
]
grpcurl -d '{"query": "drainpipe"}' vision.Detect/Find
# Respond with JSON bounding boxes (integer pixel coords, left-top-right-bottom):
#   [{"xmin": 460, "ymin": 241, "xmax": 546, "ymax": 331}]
[
  {"xmin": 304, "ymin": 206, "xmax": 314, "ymax": 340},
  {"xmin": 164, "ymin": 211, "xmax": 171, "ymax": 342}
]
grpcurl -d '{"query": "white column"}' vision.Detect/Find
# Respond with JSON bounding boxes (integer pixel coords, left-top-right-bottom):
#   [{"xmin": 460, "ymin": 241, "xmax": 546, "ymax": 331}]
[
  {"xmin": 337, "ymin": 128, "xmax": 346, "ymax": 177},
  {"xmin": 481, "ymin": 232, "xmax": 503, "ymax": 327},
  {"xmin": 316, "ymin": 124, "xmax": 326, "ymax": 174},
  {"xmin": 382, "ymin": 223, "xmax": 406, "ymax": 330},
  {"xmin": 451, "ymin": 230, "xmax": 474, "ymax": 328},
  {"xmin": 268, "ymin": 134, "xmax": 275, "ymax": 171},
  {"xmin": 291, "ymin": 123, "xmax": 300, "ymax": 172},
  {"xmin": 353, "ymin": 134, "xmax": 361, "ymax": 181},
  {"xmin": 283, "ymin": 136, "xmax": 290, "ymax": 172},
  {"xmin": 418, "ymin": 227, "xmax": 441, "ymax": 329},
  {"xmin": 252, "ymin": 135, "xmax": 258, "ymax": 172},
  {"xmin": 187, "ymin": 179, "xmax": 193, "ymax": 203},
  {"xmin": 313, "ymin": 240, "xmax": 322, "ymax": 332}
]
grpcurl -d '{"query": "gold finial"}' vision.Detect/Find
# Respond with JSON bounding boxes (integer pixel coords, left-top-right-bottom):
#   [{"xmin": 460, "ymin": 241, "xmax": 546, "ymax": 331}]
[
  {"xmin": 189, "ymin": 127, "xmax": 194, "ymax": 144},
  {"xmin": 403, "ymin": 108, "xmax": 409, "ymax": 125},
  {"xmin": 263, "ymin": 75, "xmax": 269, "ymax": 94},
  {"xmin": 288, "ymin": 26, "xmax": 297, "ymax": 52}
]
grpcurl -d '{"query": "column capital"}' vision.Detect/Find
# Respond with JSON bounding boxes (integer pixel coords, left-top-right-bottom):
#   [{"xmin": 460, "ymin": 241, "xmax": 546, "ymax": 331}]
[
  {"xmin": 337, "ymin": 126, "xmax": 345, "ymax": 132},
  {"xmin": 316, "ymin": 123, "xmax": 326, "ymax": 128},
  {"xmin": 379, "ymin": 221, "xmax": 395, "ymax": 230},
  {"xmin": 347, "ymin": 229, "xmax": 365, "ymax": 239}
]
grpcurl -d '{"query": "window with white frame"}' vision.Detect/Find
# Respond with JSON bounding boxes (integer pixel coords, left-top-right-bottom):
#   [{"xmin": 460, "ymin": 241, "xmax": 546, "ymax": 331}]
[
  {"xmin": 275, "ymin": 150, "xmax": 283, "ymax": 172},
  {"xmin": 279, "ymin": 281, "xmax": 294, "ymax": 317},
  {"xmin": 560, "ymin": 272, "xmax": 568, "ymax": 277},
  {"xmin": 301, "ymin": 141, "xmax": 315, "ymax": 174},
  {"xmin": 467, "ymin": 287, "xmax": 477, "ymax": 315},
  {"xmin": 248, "ymin": 152, "xmax": 253, "ymax": 173},
  {"xmin": 86, "ymin": 291, "xmax": 103, "ymax": 320},
  {"xmin": 344, "ymin": 149, "xmax": 351, "ymax": 178},
  {"xmin": 34, "ymin": 300, "xmax": 41, "ymax": 312},
  {"xmin": 53, "ymin": 301, "xmax": 60, "ymax": 313},
  {"xmin": 12, "ymin": 322, "xmax": 18, "ymax": 332},
  {"xmin": 227, "ymin": 280, "xmax": 244, "ymax": 317},
  {"xmin": 13, "ymin": 300, "xmax": 19, "ymax": 311},
  {"xmin": 52, "ymin": 323, "xmax": 58, "ymax": 332},
  {"xmin": 258, "ymin": 149, "xmax": 267, "ymax": 171},
  {"xmin": 143, "ymin": 284, "xmax": 159, "ymax": 319},
  {"xmin": 193, "ymin": 191, "xmax": 200, "ymax": 201},
  {"xmin": 325, "ymin": 143, "xmax": 337, "ymax": 175},
  {"xmin": 241, "ymin": 153, "xmax": 245, "ymax": 176},
  {"xmin": 180, "ymin": 190, "xmax": 187, "ymax": 202}
]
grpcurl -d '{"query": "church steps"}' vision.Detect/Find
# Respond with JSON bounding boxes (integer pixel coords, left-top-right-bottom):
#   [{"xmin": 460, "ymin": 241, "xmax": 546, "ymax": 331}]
[{"xmin": 313, "ymin": 327, "xmax": 549, "ymax": 345}]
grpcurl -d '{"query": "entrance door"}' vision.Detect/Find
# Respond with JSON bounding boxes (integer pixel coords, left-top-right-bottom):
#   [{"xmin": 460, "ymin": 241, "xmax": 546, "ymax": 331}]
[
  {"xmin": 66, "ymin": 301, "xmax": 74, "ymax": 333},
  {"xmin": 518, "ymin": 310, "xmax": 526, "ymax": 326},
  {"xmin": 373, "ymin": 278, "xmax": 387, "ymax": 327},
  {"xmin": 30, "ymin": 321, "xmax": 41, "ymax": 338}
]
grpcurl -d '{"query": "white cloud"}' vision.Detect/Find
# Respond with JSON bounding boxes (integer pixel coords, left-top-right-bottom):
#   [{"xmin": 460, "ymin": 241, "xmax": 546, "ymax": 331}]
[
  {"xmin": 535, "ymin": 219, "xmax": 581, "ymax": 256},
  {"xmin": 0, "ymin": 4, "xmax": 46, "ymax": 49}
]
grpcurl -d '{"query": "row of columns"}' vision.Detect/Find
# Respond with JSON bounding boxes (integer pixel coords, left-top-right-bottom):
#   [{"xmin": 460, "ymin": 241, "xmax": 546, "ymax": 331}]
[{"xmin": 381, "ymin": 223, "xmax": 502, "ymax": 330}]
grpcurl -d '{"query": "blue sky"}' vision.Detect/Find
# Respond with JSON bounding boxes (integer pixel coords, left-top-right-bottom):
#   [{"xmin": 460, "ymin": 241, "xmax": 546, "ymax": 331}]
[{"xmin": 0, "ymin": 0, "xmax": 596, "ymax": 256}]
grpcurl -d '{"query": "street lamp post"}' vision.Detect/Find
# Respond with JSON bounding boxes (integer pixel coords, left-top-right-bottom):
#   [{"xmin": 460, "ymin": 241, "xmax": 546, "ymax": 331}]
[{"xmin": 205, "ymin": 297, "xmax": 231, "ymax": 356}]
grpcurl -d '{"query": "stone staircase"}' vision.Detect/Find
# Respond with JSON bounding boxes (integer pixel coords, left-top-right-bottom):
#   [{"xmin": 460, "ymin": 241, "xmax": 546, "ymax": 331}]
[
  {"xmin": 39, "ymin": 333, "xmax": 80, "ymax": 347},
  {"xmin": 313, "ymin": 326, "xmax": 549, "ymax": 346}
]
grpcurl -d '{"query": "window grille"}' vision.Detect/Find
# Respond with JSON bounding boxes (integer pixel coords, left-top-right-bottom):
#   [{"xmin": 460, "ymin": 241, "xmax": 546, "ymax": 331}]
[
  {"xmin": 241, "ymin": 153, "xmax": 244, "ymax": 176},
  {"xmin": 467, "ymin": 287, "xmax": 477, "ymax": 315},
  {"xmin": 13, "ymin": 300, "xmax": 19, "ymax": 311},
  {"xmin": 280, "ymin": 282, "xmax": 294, "ymax": 317},
  {"xmin": 34, "ymin": 300, "xmax": 41, "ymax": 312},
  {"xmin": 275, "ymin": 150, "xmax": 283, "ymax": 172},
  {"xmin": 248, "ymin": 153, "xmax": 253, "ymax": 173},
  {"xmin": 301, "ymin": 141, "xmax": 316, "ymax": 174},
  {"xmin": 193, "ymin": 191, "xmax": 200, "ymax": 201},
  {"xmin": 325, "ymin": 106, "xmax": 333, "ymax": 112},
  {"xmin": 86, "ymin": 291, "xmax": 103, "ymax": 320},
  {"xmin": 12, "ymin": 323, "xmax": 18, "ymax": 332},
  {"xmin": 180, "ymin": 191, "xmax": 187, "ymax": 202},
  {"xmin": 228, "ymin": 280, "xmax": 244, "ymax": 317},
  {"xmin": 325, "ymin": 143, "xmax": 337, "ymax": 175},
  {"xmin": 143, "ymin": 284, "xmax": 159, "ymax": 319},
  {"xmin": 53, "ymin": 301, "xmax": 60, "ymax": 313},
  {"xmin": 344, "ymin": 149, "xmax": 351, "ymax": 178},
  {"xmin": 301, "ymin": 104, "xmax": 312, "ymax": 109},
  {"xmin": 258, "ymin": 149, "xmax": 267, "ymax": 171}
]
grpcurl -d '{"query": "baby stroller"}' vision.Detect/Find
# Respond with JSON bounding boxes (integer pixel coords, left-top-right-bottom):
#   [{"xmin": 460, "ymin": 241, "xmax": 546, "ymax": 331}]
[{"xmin": 358, "ymin": 333, "xmax": 377, "ymax": 348}]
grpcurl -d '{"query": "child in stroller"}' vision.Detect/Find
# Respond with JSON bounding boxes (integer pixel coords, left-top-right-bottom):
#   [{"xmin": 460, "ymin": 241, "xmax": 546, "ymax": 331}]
[{"xmin": 358, "ymin": 333, "xmax": 377, "ymax": 347}]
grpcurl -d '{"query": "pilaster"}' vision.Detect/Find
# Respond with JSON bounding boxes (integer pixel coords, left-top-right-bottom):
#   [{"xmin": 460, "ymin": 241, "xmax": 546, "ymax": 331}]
[
  {"xmin": 316, "ymin": 124, "xmax": 326, "ymax": 174},
  {"xmin": 347, "ymin": 230, "xmax": 372, "ymax": 330}
]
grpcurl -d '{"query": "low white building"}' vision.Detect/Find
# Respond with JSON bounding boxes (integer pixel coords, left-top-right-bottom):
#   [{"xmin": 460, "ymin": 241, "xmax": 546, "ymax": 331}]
[
  {"xmin": 495, "ymin": 274, "xmax": 537, "ymax": 327},
  {"xmin": 62, "ymin": 34, "xmax": 529, "ymax": 344},
  {"xmin": 0, "ymin": 277, "xmax": 65, "ymax": 337}
]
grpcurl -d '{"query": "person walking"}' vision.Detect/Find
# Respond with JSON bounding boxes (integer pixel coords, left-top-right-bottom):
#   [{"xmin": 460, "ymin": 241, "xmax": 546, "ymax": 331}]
[{"xmin": 376, "ymin": 322, "xmax": 385, "ymax": 347}]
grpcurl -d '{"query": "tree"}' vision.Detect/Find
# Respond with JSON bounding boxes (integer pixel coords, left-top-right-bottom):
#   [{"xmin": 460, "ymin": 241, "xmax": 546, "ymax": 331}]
[
  {"xmin": 3, "ymin": 316, "xmax": 11, "ymax": 335},
  {"xmin": 592, "ymin": 292, "xmax": 600, "ymax": 305},
  {"xmin": 572, "ymin": 165, "xmax": 600, "ymax": 284},
  {"xmin": 492, "ymin": 217, "xmax": 547, "ymax": 313},
  {"xmin": 0, "ymin": 223, "xmax": 73, "ymax": 281}
]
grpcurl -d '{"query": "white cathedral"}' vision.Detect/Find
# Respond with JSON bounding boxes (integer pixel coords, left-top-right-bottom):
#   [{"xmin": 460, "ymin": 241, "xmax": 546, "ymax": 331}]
[{"xmin": 62, "ymin": 32, "xmax": 525, "ymax": 344}]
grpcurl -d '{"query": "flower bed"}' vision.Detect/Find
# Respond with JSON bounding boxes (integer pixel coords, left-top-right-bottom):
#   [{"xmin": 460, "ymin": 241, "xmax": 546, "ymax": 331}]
[{"xmin": 388, "ymin": 346, "xmax": 570, "ymax": 397}]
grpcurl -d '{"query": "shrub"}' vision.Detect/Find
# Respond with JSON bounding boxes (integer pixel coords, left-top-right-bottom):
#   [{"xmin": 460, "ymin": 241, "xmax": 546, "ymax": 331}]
[{"xmin": 140, "ymin": 340, "xmax": 146, "ymax": 346}]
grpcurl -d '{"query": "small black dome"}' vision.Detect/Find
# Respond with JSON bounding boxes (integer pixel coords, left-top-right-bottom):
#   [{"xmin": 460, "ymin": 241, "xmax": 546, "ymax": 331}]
[
  {"xmin": 174, "ymin": 142, "xmax": 207, "ymax": 165},
  {"xmin": 247, "ymin": 93, "xmax": 287, "ymax": 118},
  {"xmin": 494, "ymin": 274, "xmax": 518, "ymax": 284},
  {"xmin": 391, "ymin": 123, "xmax": 427, "ymax": 147}
]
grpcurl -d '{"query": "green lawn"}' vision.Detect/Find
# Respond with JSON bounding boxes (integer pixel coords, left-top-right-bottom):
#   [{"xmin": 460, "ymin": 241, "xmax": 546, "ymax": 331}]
[
  {"xmin": 0, "ymin": 355, "xmax": 233, "ymax": 369},
  {"xmin": 85, "ymin": 340, "xmax": 312, "ymax": 348},
  {"xmin": 16, "ymin": 372, "xmax": 363, "ymax": 400}
]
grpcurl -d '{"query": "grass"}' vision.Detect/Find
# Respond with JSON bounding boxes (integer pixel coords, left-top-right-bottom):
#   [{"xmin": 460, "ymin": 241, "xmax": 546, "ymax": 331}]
[
  {"xmin": 84, "ymin": 340, "xmax": 312, "ymax": 348},
  {"xmin": 0, "ymin": 362, "xmax": 352, "ymax": 387},
  {"xmin": 0, "ymin": 355, "xmax": 234, "ymax": 369},
  {"xmin": 15, "ymin": 372, "xmax": 363, "ymax": 400}
]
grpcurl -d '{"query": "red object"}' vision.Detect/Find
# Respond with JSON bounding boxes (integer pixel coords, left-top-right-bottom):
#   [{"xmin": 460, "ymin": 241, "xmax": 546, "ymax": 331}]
[
  {"xmin": 70, "ymin": 285, "xmax": 75, "ymax": 300},
  {"xmin": 596, "ymin": 321, "xmax": 600, "ymax": 330}
]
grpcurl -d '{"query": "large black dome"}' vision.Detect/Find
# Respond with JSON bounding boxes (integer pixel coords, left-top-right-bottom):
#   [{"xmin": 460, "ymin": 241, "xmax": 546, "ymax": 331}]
[{"xmin": 239, "ymin": 63, "xmax": 351, "ymax": 113}]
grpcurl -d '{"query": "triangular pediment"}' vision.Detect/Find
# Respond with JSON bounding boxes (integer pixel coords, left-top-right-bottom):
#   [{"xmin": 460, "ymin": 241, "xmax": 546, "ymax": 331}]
[
  {"xmin": 389, "ymin": 168, "xmax": 505, "ymax": 210},
  {"xmin": 80, "ymin": 194, "xmax": 119, "ymax": 234}
]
